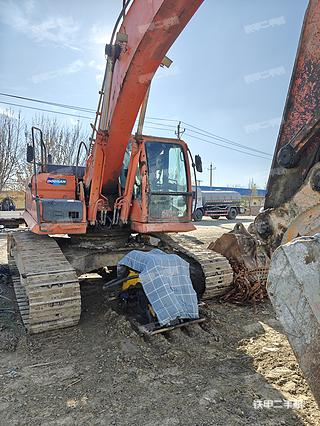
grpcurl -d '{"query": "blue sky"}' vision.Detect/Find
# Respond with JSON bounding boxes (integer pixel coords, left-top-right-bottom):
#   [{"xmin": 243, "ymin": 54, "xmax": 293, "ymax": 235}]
[{"xmin": 0, "ymin": 0, "xmax": 309, "ymax": 188}]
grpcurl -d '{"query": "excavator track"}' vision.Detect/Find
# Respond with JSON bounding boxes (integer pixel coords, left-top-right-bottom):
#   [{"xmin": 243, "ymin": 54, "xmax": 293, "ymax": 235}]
[
  {"xmin": 7, "ymin": 231, "xmax": 81, "ymax": 334},
  {"xmin": 158, "ymin": 233, "xmax": 233, "ymax": 299}
]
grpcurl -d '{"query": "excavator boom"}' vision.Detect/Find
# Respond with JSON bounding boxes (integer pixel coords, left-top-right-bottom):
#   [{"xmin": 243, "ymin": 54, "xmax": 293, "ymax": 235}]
[
  {"xmin": 23, "ymin": 0, "xmax": 204, "ymax": 234},
  {"xmin": 85, "ymin": 0, "xmax": 204, "ymax": 221}
]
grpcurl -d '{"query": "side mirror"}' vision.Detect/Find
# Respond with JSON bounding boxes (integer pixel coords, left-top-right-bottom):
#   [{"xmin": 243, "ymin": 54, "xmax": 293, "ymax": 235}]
[
  {"xmin": 195, "ymin": 155, "xmax": 203, "ymax": 173},
  {"xmin": 27, "ymin": 144, "xmax": 34, "ymax": 163}
]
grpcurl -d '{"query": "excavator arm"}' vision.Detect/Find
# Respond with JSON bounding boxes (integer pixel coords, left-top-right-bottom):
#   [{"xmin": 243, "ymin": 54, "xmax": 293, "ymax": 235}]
[
  {"xmin": 256, "ymin": 0, "xmax": 320, "ymax": 406},
  {"xmin": 255, "ymin": 0, "xmax": 320, "ymax": 249},
  {"xmin": 265, "ymin": 0, "xmax": 320, "ymax": 210},
  {"xmin": 210, "ymin": 0, "xmax": 320, "ymax": 406},
  {"xmin": 84, "ymin": 0, "xmax": 204, "ymax": 223},
  {"xmin": 251, "ymin": 0, "xmax": 320, "ymax": 250},
  {"xmin": 23, "ymin": 0, "xmax": 204, "ymax": 235}
]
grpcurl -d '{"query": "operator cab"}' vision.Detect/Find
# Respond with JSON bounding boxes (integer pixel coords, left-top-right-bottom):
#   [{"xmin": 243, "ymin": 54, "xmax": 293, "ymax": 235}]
[
  {"xmin": 145, "ymin": 140, "xmax": 189, "ymax": 220},
  {"xmin": 121, "ymin": 135, "xmax": 202, "ymax": 233}
]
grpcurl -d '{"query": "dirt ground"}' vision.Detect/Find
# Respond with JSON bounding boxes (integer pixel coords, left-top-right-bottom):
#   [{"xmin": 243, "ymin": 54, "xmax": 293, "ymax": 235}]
[{"xmin": 0, "ymin": 217, "xmax": 319, "ymax": 426}]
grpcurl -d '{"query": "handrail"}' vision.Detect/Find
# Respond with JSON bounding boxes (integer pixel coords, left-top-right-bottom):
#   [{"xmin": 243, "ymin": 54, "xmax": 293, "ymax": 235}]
[
  {"xmin": 75, "ymin": 141, "xmax": 88, "ymax": 180},
  {"xmin": 31, "ymin": 126, "xmax": 46, "ymax": 224}
]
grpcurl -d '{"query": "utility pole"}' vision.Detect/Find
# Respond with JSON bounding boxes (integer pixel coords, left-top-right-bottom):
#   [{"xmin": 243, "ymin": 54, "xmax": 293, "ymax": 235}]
[
  {"xmin": 208, "ymin": 163, "xmax": 216, "ymax": 187},
  {"xmin": 175, "ymin": 121, "xmax": 185, "ymax": 139}
]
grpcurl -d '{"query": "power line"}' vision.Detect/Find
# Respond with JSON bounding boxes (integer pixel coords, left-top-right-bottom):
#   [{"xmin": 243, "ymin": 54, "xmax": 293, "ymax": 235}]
[
  {"xmin": 0, "ymin": 92, "xmax": 179, "ymax": 122},
  {"xmin": 145, "ymin": 118, "xmax": 273, "ymax": 157},
  {"xmin": 0, "ymin": 93, "xmax": 180, "ymax": 129},
  {"xmin": 0, "ymin": 102, "xmax": 178, "ymax": 131},
  {"xmin": 143, "ymin": 126, "xmax": 271, "ymax": 160},
  {"xmin": 143, "ymin": 125, "xmax": 174, "ymax": 133},
  {"xmin": 144, "ymin": 120, "xmax": 176, "ymax": 128},
  {"xmin": 185, "ymin": 132, "xmax": 271, "ymax": 160},
  {"xmin": 182, "ymin": 121, "xmax": 272, "ymax": 157},
  {"xmin": 0, "ymin": 92, "xmax": 95, "ymax": 113},
  {"xmin": 0, "ymin": 101, "xmax": 93, "ymax": 120},
  {"xmin": 0, "ymin": 91, "xmax": 273, "ymax": 159},
  {"xmin": 0, "ymin": 100, "xmax": 271, "ymax": 160},
  {"xmin": 146, "ymin": 116, "xmax": 178, "ymax": 122},
  {"xmin": 143, "ymin": 124, "xmax": 271, "ymax": 160}
]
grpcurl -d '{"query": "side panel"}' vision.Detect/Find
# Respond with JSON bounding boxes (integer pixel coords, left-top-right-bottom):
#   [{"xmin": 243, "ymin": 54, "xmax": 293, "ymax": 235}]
[
  {"xmin": 41, "ymin": 199, "xmax": 83, "ymax": 222},
  {"xmin": 32, "ymin": 174, "xmax": 76, "ymax": 199},
  {"xmin": 25, "ymin": 173, "xmax": 87, "ymax": 235}
]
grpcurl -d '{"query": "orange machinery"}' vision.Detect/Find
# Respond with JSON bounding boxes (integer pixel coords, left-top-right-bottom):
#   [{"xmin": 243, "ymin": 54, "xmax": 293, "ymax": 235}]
[
  {"xmin": 12, "ymin": 0, "xmax": 233, "ymax": 336},
  {"xmin": 24, "ymin": 0, "xmax": 204, "ymax": 237}
]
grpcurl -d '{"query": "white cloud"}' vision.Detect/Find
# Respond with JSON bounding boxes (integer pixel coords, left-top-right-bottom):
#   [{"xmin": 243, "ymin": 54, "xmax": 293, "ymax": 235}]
[
  {"xmin": 32, "ymin": 60, "xmax": 84, "ymax": 83},
  {"xmin": 156, "ymin": 64, "xmax": 180, "ymax": 80},
  {"xmin": 29, "ymin": 17, "xmax": 80, "ymax": 49},
  {"xmin": 0, "ymin": 0, "xmax": 80, "ymax": 50},
  {"xmin": 90, "ymin": 25, "xmax": 112, "ymax": 46},
  {"xmin": 95, "ymin": 73, "xmax": 104, "ymax": 82},
  {"xmin": 88, "ymin": 60, "xmax": 105, "ymax": 83},
  {"xmin": 88, "ymin": 60, "xmax": 105, "ymax": 72},
  {"xmin": 24, "ymin": 0, "xmax": 35, "ymax": 15}
]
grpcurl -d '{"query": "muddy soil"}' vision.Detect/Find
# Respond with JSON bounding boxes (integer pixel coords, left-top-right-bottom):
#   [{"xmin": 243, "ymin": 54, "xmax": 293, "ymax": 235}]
[{"xmin": 0, "ymin": 225, "xmax": 319, "ymax": 426}]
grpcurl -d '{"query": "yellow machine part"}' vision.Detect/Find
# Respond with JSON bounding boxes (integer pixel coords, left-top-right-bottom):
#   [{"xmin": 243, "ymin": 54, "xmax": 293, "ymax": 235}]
[
  {"xmin": 121, "ymin": 269, "xmax": 141, "ymax": 290},
  {"xmin": 122, "ymin": 270, "xmax": 156, "ymax": 319}
]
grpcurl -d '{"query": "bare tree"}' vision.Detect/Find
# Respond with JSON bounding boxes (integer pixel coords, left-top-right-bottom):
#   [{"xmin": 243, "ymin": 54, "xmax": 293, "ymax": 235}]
[
  {"xmin": 0, "ymin": 114, "xmax": 89, "ymax": 190},
  {"xmin": 0, "ymin": 111, "xmax": 23, "ymax": 191},
  {"xmin": 14, "ymin": 115, "xmax": 89, "ymax": 188},
  {"xmin": 28, "ymin": 115, "xmax": 89, "ymax": 165},
  {"xmin": 248, "ymin": 178, "xmax": 257, "ymax": 195}
]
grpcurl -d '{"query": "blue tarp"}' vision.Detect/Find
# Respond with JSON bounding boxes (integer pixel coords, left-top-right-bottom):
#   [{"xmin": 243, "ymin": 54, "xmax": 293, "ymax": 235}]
[{"xmin": 118, "ymin": 249, "xmax": 199, "ymax": 326}]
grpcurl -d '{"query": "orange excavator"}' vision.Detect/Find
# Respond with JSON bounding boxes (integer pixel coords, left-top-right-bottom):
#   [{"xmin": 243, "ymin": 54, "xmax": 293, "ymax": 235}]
[
  {"xmin": 8, "ymin": 0, "xmax": 233, "ymax": 334},
  {"xmin": 25, "ymin": 0, "xmax": 203, "ymax": 237},
  {"xmin": 8, "ymin": 0, "xmax": 320, "ymax": 405}
]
